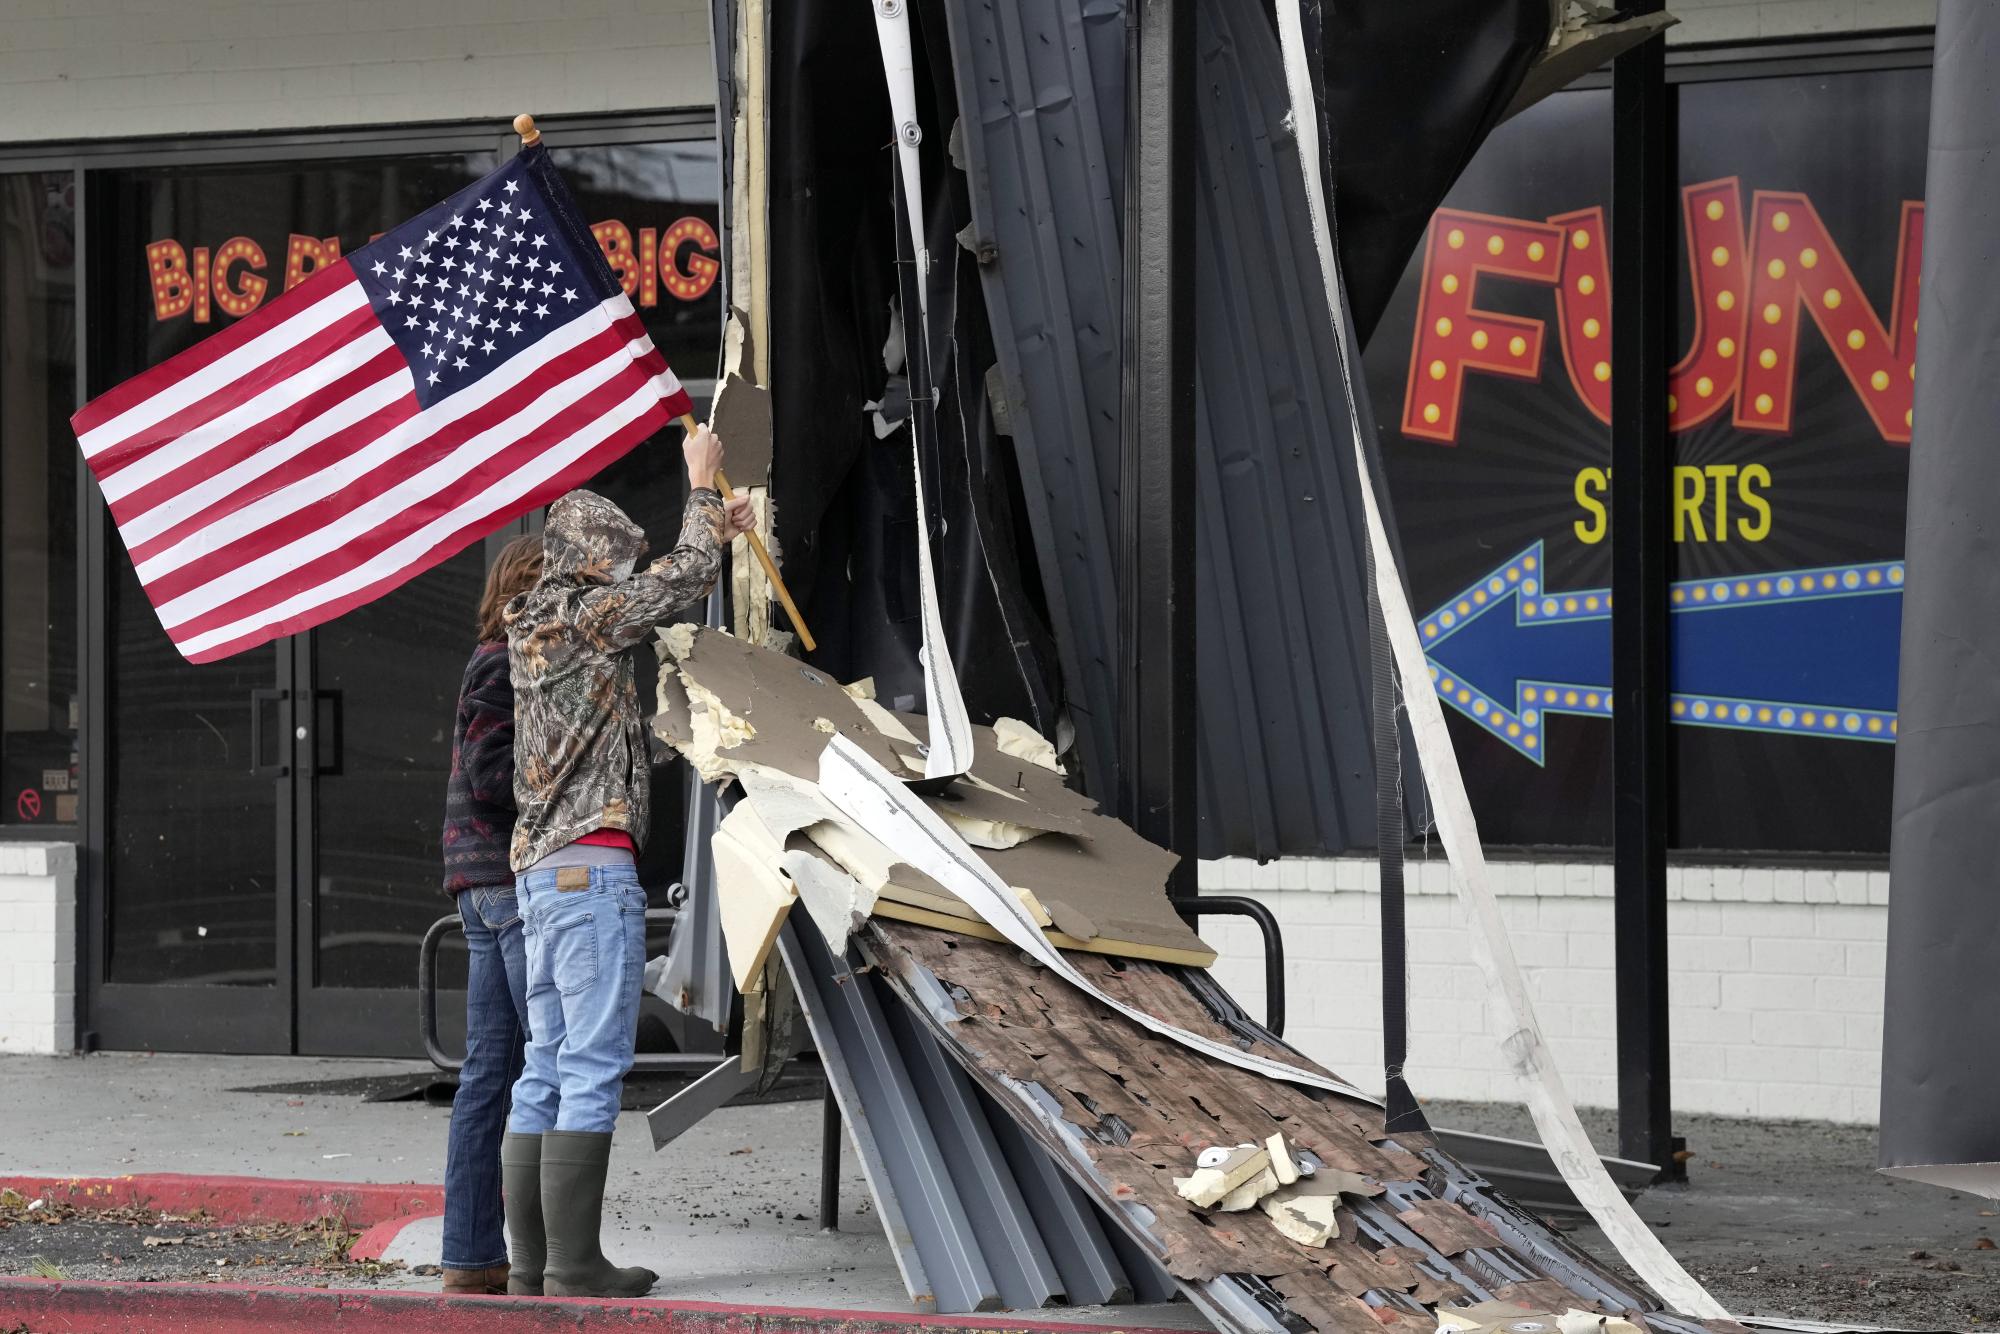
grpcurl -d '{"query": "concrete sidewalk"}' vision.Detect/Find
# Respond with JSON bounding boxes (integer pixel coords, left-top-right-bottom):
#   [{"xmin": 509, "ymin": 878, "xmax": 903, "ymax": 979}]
[
  {"xmin": 0, "ymin": 1052, "xmax": 1209, "ymax": 1326},
  {"xmin": 6, "ymin": 1053, "xmax": 2000, "ymax": 1330}
]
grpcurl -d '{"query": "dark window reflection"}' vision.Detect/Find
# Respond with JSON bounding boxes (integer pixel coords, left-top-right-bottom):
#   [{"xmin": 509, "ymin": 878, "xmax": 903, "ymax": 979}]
[
  {"xmin": 88, "ymin": 139, "xmax": 722, "ymax": 1003},
  {"xmin": 106, "ymin": 555, "xmax": 278, "ymax": 985},
  {"xmin": 1, "ymin": 173, "xmax": 79, "ymax": 830},
  {"xmin": 312, "ymin": 546, "xmax": 487, "ymax": 991}
]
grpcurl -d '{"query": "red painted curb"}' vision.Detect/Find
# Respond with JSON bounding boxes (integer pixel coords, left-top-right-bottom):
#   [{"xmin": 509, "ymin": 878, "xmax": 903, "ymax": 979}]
[
  {"xmin": 348, "ymin": 1211, "xmax": 439, "ymax": 1262},
  {"xmin": 0, "ymin": 1173, "xmax": 444, "ymax": 1229},
  {"xmin": 0, "ymin": 1278, "xmax": 1196, "ymax": 1333}
]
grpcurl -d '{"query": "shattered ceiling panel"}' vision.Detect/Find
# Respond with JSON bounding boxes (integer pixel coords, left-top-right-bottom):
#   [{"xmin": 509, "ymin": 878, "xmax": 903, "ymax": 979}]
[{"xmin": 654, "ymin": 625, "xmax": 1215, "ymax": 968}]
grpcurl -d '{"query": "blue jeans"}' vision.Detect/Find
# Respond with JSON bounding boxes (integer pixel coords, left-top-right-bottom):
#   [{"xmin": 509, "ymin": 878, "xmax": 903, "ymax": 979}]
[
  {"xmin": 506, "ymin": 864, "xmax": 648, "ymax": 1136},
  {"xmin": 441, "ymin": 885, "xmax": 530, "ymax": 1270}
]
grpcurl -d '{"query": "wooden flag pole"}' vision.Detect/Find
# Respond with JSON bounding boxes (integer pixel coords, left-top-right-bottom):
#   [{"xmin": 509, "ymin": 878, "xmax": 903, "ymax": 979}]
[
  {"xmin": 514, "ymin": 115, "xmax": 814, "ymax": 652},
  {"xmin": 679, "ymin": 414, "xmax": 816, "ymax": 652}
]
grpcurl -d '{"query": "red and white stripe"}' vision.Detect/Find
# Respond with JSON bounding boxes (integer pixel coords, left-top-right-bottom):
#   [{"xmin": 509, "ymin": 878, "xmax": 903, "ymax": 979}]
[{"xmin": 72, "ymin": 260, "xmax": 688, "ymax": 663}]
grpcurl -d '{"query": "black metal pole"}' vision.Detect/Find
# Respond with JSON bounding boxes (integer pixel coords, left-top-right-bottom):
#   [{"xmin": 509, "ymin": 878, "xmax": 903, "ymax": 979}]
[
  {"xmin": 1610, "ymin": 7, "xmax": 1678, "ymax": 1179},
  {"xmin": 818, "ymin": 1084, "xmax": 841, "ymax": 1229},
  {"xmin": 1119, "ymin": 0, "xmax": 1197, "ymax": 898}
]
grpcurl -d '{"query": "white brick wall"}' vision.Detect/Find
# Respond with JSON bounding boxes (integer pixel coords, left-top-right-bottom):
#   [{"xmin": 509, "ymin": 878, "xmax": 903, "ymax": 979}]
[
  {"xmin": 1200, "ymin": 855, "xmax": 1888, "ymax": 1125},
  {"xmin": 0, "ymin": 843, "xmax": 79, "ymax": 1054},
  {"xmin": 1668, "ymin": 0, "xmax": 1934, "ymax": 43},
  {"xmin": 0, "ymin": 0, "xmax": 715, "ymax": 143}
]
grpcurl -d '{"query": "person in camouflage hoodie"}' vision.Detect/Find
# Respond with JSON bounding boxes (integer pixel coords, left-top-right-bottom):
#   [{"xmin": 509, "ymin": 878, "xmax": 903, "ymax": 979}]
[{"xmin": 500, "ymin": 424, "xmax": 753, "ymax": 1299}]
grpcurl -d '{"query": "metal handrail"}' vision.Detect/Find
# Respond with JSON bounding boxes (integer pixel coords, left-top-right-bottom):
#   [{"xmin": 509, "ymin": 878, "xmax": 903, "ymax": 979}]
[
  {"xmin": 418, "ymin": 906, "xmax": 721, "ymax": 1074},
  {"xmin": 1180, "ymin": 894, "xmax": 1287, "ymax": 1036}
]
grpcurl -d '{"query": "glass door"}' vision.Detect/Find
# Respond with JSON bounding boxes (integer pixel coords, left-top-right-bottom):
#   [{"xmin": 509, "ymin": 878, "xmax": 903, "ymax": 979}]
[
  {"xmin": 92, "ymin": 554, "xmax": 292, "ymax": 1052},
  {"xmin": 293, "ymin": 540, "xmax": 496, "ymax": 1055}
]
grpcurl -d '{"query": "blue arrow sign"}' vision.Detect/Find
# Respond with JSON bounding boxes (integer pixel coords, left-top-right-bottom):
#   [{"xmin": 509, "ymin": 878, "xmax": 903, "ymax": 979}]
[{"xmin": 1420, "ymin": 542, "xmax": 1904, "ymax": 764}]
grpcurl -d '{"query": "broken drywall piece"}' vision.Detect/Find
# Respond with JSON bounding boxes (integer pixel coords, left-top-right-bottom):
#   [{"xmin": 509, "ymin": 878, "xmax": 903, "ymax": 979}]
[
  {"xmin": 709, "ymin": 370, "xmax": 774, "ymax": 488},
  {"xmin": 711, "ymin": 803, "xmax": 798, "ymax": 994},
  {"xmin": 1262, "ymin": 1192, "xmax": 1340, "ymax": 1247},
  {"xmin": 1436, "ymin": 1301, "xmax": 1643, "ymax": 1334},
  {"xmin": 1216, "ymin": 1166, "xmax": 1281, "ymax": 1213},
  {"xmin": 1554, "ymin": 1313, "xmax": 1644, "ymax": 1334},
  {"xmin": 852, "ymin": 693, "xmax": 920, "ymax": 746},
  {"xmin": 738, "ymin": 765, "xmax": 842, "ymax": 842},
  {"xmin": 992, "ymin": 716, "xmax": 1062, "ymax": 773},
  {"xmin": 1175, "ymin": 1144, "xmax": 1271, "ymax": 1208},
  {"xmin": 1501, "ymin": 9, "xmax": 1678, "ymax": 124},
  {"xmin": 1043, "ymin": 899, "xmax": 1098, "ymax": 943},
  {"xmin": 1267, "ymin": 1132, "xmax": 1299, "ymax": 1186},
  {"xmin": 653, "ymin": 656, "xmax": 694, "ymax": 748},
  {"xmin": 783, "ymin": 844, "xmax": 877, "ymax": 957},
  {"xmin": 981, "ymin": 827, "xmax": 1202, "ymax": 960},
  {"xmin": 665, "ymin": 626, "xmax": 906, "ymax": 783}
]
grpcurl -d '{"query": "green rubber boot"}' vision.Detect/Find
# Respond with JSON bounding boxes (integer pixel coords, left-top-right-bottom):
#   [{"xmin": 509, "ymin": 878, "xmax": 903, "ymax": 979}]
[
  {"xmin": 540, "ymin": 1130, "xmax": 657, "ymax": 1298},
  {"xmin": 500, "ymin": 1132, "xmax": 547, "ymax": 1296}
]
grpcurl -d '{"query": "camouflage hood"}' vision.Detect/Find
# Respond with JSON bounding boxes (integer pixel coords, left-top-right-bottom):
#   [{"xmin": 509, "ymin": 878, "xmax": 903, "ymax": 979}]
[
  {"xmin": 539, "ymin": 489, "xmax": 650, "ymax": 588},
  {"xmin": 505, "ymin": 485, "xmax": 727, "ymax": 871}
]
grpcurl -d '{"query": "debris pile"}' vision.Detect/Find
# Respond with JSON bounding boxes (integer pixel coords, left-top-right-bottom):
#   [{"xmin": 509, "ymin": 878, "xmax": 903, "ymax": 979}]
[
  {"xmin": 653, "ymin": 624, "xmax": 1215, "ymax": 1000},
  {"xmin": 651, "ymin": 626, "xmax": 1739, "ymax": 1334}
]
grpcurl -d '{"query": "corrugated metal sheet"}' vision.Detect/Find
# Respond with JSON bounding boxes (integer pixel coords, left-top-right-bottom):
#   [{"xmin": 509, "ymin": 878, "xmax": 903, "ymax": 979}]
[
  {"xmin": 939, "ymin": 0, "xmax": 1130, "ymax": 807},
  {"xmin": 942, "ymin": 0, "xmax": 1387, "ymax": 857}
]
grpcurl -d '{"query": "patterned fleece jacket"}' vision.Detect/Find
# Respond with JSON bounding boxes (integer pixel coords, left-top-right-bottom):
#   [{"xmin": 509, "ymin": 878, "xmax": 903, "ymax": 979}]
[
  {"xmin": 441, "ymin": 641, "xmax": 517, "ymax": 894},
  {"xmin": 505, "ymin": 486, "xmax": 727, "ymax": 871}
]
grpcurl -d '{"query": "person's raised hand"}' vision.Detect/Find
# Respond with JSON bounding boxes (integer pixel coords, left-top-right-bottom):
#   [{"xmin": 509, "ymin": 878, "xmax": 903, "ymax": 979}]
[
  {"xmin": 683, "ymin": 422, "xmax": 724, "ymax": 492},
  {"xmin": 722, "ymin": 493, "xmax": 757, "ymax": 540}
]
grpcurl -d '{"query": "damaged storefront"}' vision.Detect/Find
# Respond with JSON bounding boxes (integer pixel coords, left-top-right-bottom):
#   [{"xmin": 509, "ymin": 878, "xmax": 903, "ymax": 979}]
[{"xmin": 0, "ymin": 3, "xmax": 1937, "ymax": 1141}]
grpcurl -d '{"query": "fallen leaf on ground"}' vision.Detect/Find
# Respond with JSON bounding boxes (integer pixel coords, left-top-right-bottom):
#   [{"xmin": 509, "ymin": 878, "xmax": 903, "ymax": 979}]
[
  {"xmin": 728, "ymin": 1147, "xmax": 754, "ymax": 1156},
  {"xmin": 142, "ymin": 1235, "xmax": 188, "ymax": 1247},
  {"xmin": 1975, "ymin": 1238, "xmax": 1996, "ymax": 1251}
]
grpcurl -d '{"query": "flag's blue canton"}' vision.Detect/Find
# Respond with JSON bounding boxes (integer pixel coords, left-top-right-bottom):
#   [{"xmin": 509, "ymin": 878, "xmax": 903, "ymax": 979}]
[{"xmin": 351, "ymin": 149, "xmax": 620, "ymax": 410}]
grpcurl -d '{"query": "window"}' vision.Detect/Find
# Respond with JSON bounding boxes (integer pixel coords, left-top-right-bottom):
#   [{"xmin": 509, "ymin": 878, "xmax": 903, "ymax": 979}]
[{"xmin": 1, "ymin": 172, "xmax": 79, "ymax": 830}]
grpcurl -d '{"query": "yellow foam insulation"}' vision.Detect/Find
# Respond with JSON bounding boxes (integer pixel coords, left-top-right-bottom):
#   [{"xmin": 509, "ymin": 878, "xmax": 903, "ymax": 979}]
[{"xmin": 992, "ymin": 716, "xmax": 1062, "ymax": 773}]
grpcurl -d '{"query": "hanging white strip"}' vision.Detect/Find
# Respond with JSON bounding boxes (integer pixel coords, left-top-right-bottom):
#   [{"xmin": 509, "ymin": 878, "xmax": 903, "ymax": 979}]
[
  {"xmin": 1272, "ymin": 5, "xmax": 1727, "ymax": 1320},
  {"xmin": 870, "ymin": 0, "xmax": 976, "ymax": 780},
  {"xmin": 819, "ymin": 733, "xmax": 1376, "ymax": 1102}
]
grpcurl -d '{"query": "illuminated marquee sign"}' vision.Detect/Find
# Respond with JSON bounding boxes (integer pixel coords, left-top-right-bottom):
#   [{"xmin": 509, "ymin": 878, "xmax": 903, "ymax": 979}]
[
  {"xmin": 143, "ymin": 215, "xmax": 720, "ymax": 325},
  {"xmin": 1401, "ymin": 178, "xmax": 1923, "ymax": 448}
]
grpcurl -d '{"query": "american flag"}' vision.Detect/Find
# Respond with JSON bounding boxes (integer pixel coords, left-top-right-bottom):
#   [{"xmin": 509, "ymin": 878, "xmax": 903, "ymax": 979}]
[{"xmin": 70, "ymin": 144, "xmax": 694, "ymax": 664}]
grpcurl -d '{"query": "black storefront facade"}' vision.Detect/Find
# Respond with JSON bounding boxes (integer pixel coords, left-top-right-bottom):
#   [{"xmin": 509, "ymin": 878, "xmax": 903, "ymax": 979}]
[
  {"xmin": 0, "ymin": 111, "xmax": 726, "ymax": 1056},
  {"xmin": 0, "ymin": 31, "xmax": 1938, "ymax": 1060}
]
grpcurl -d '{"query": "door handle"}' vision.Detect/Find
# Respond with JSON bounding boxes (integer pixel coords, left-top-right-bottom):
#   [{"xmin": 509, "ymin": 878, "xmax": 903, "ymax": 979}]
[
  {"xmin": 314, "ymin": 690, "xmax": 344, "ymax": 776},
  {"xmin": 250, "ymin": 687, "xmax": 291, "ymax": 778}
]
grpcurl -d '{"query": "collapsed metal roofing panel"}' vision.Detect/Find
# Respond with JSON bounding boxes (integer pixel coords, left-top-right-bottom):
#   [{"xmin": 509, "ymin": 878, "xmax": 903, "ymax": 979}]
[
  {"xmin": 940, "ymin": 0, "xmax": 1129, "ymax": 811},
  {"xmin": 943, "ymin": 0, "xmax": 1383, "ymax": 857}
]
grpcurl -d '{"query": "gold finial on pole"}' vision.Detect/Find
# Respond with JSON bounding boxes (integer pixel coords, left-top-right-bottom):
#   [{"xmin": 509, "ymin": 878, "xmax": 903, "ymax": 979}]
[{"xmin": 513, "ymin": 113, "xmax": 541, "ymax": 146}]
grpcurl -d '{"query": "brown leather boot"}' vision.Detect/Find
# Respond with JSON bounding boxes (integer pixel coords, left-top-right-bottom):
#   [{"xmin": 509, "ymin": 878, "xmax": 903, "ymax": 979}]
[{"xmin": 441, "ymin": 1263, "xmax": 511, "ymax": 1295}]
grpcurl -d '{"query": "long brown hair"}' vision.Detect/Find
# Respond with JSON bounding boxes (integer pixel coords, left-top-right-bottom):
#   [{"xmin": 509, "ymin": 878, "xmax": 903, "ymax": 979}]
[{"xmin": 477, "ymin": 534, "xmax": 545, "ymax": 643}]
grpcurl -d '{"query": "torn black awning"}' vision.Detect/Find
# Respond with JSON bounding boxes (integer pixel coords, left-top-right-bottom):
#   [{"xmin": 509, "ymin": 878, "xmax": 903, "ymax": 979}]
[
  {"xmin": 1880, "ymin": 0, "xmax": 2000, "ymax": 1197},
  {"xmin": 1306, "ymin": 0, "xmax": 1552, "ymax": 346},
  {"xmin": 759, "ymin": 0, "xmax": 1550, "ymax": 857}
]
